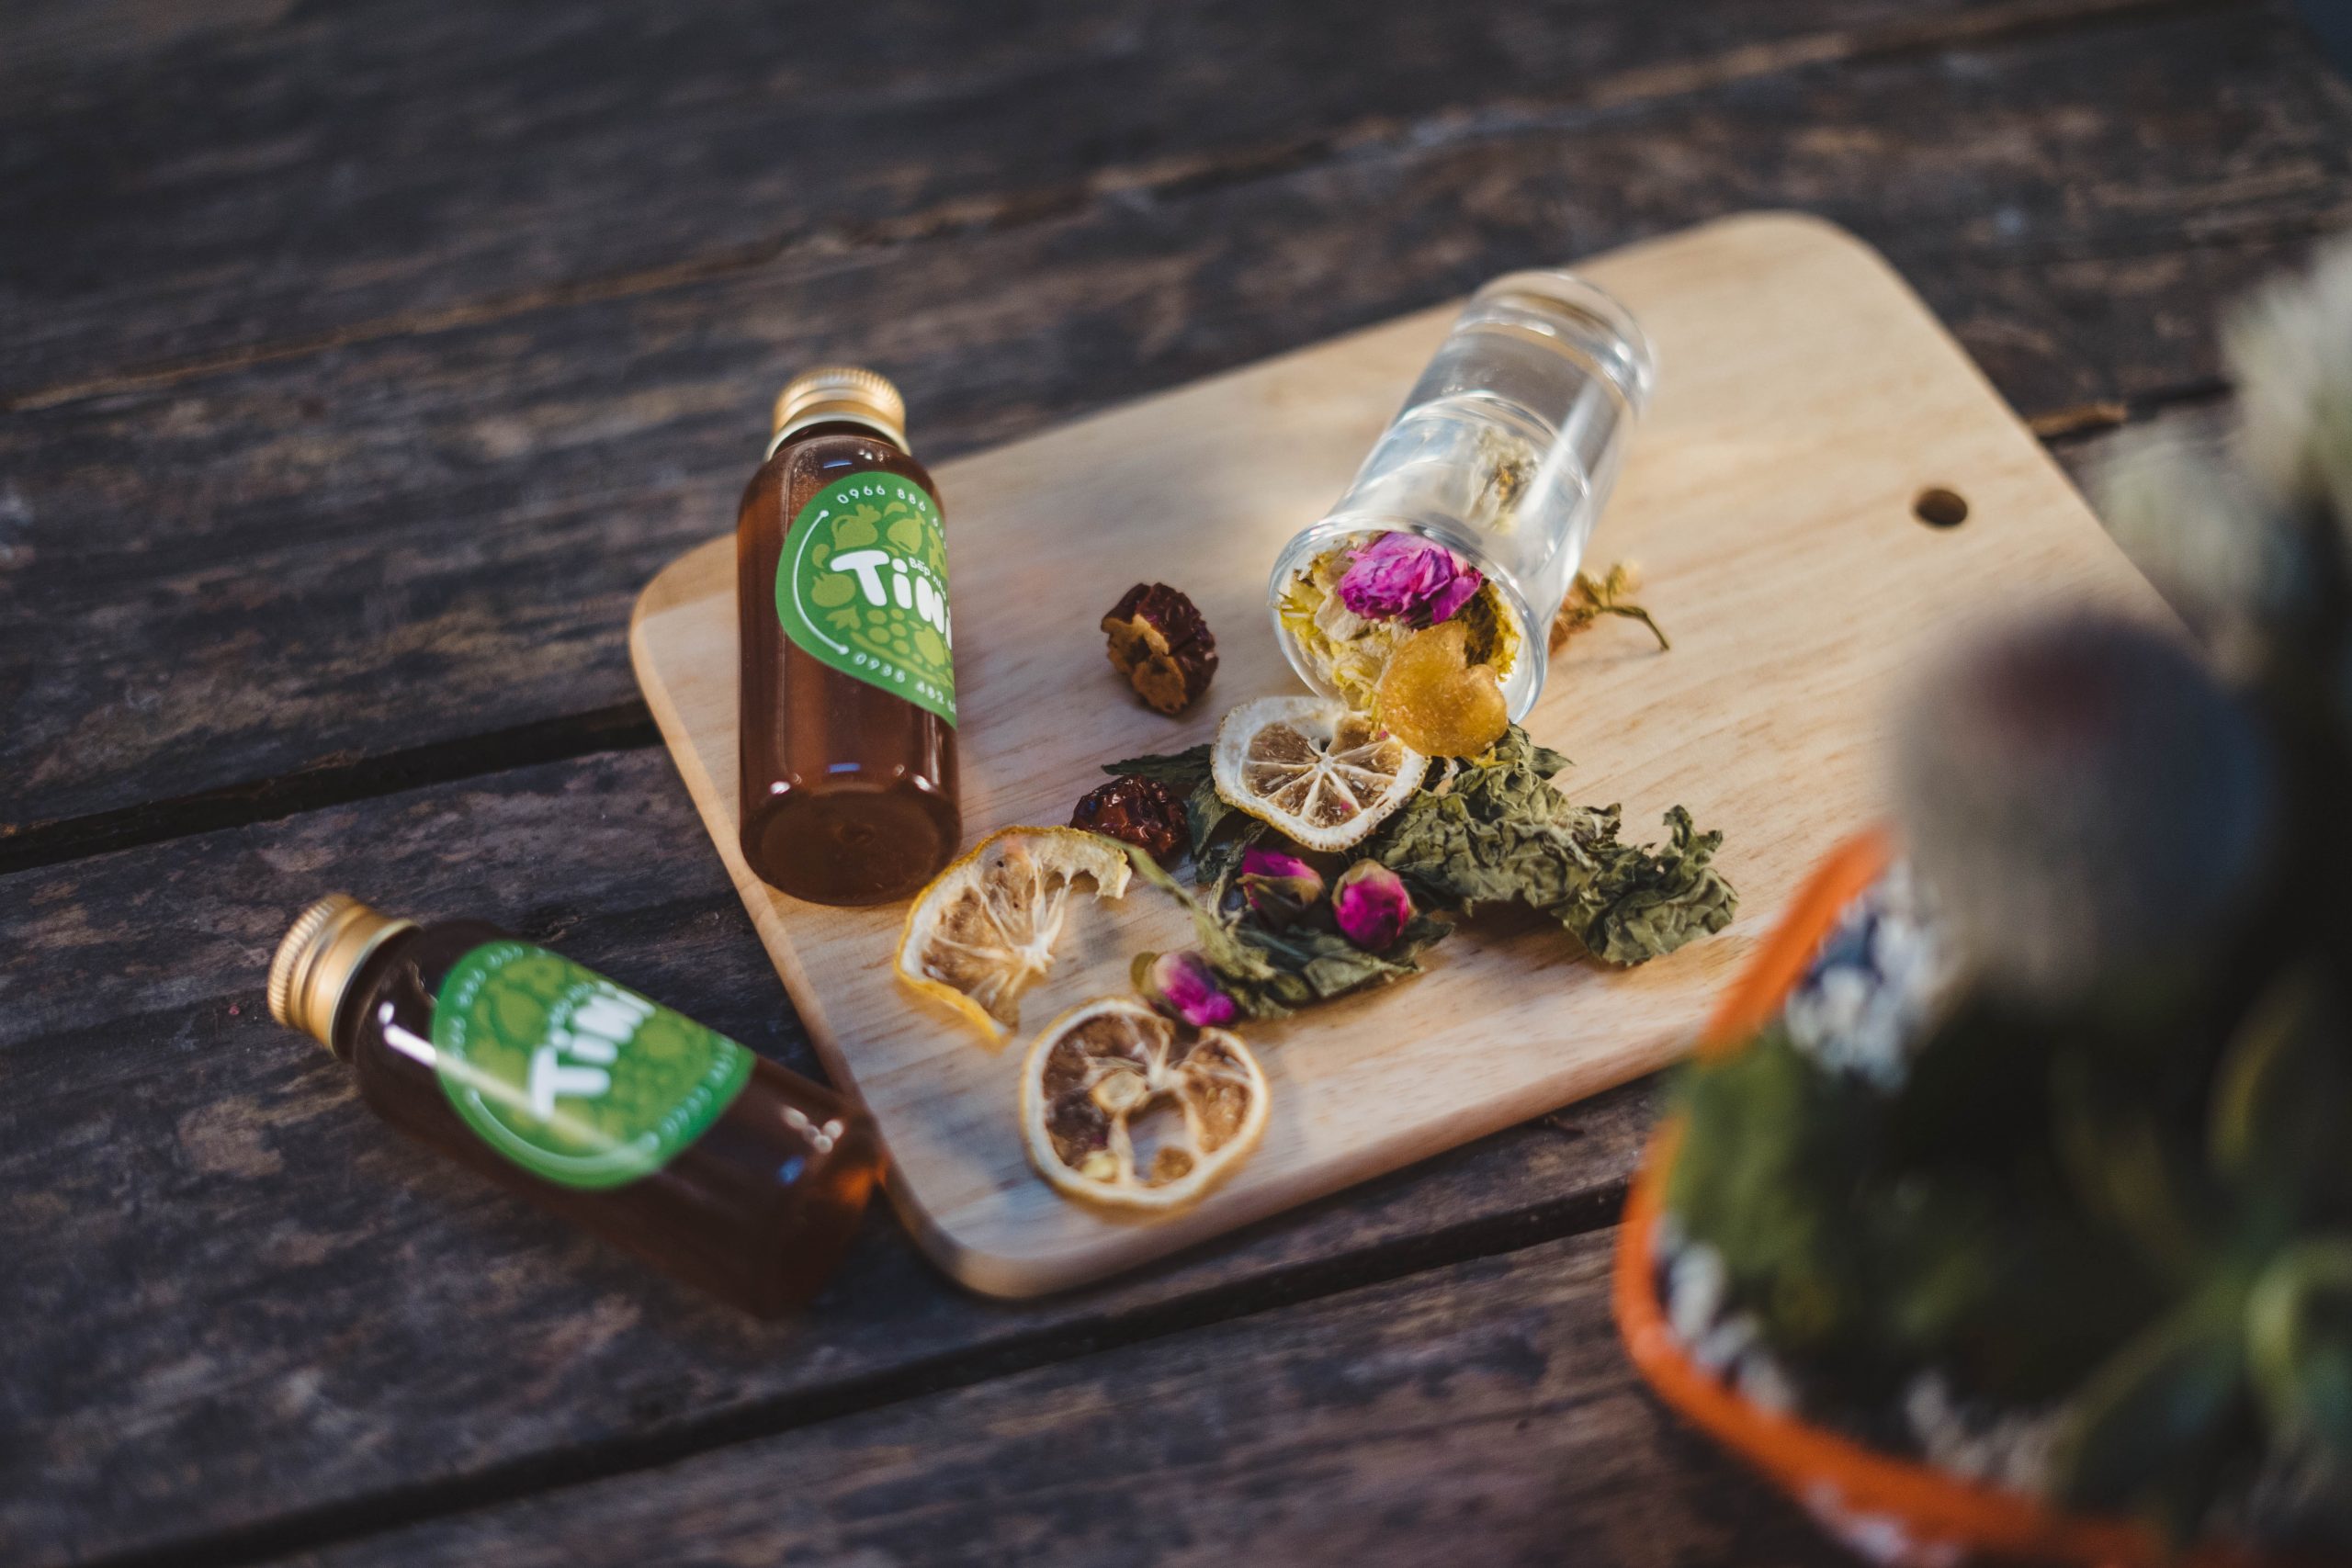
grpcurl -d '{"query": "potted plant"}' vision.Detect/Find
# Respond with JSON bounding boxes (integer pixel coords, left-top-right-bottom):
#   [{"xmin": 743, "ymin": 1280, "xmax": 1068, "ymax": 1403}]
[{"xmin": 1617, "ymin": 241, "xmax": 2352, "ymax": 1565}]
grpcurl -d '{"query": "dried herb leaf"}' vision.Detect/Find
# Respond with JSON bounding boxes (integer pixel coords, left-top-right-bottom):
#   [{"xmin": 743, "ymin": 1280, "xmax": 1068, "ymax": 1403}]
[
  {"xmin": 1192, "ymin": 800, "xmax": 1263, "ymax": 898},
  {"xmin": 1550, "ymin": 562, "xmax": 1669, "ymax": 653},
  {"xmin": 1365, "ymin": 726, "xmax": 1735, "ymax": 964},
  {"xmin": 1102, "ymin": 744, "xmax": 1211, "ymax": 791}
]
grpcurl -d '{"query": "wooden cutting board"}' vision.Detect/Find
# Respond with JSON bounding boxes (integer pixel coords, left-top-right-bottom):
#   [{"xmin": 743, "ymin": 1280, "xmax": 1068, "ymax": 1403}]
[{"xmin": 631, "ymin": 212, "xmax": 2164, "ymax": 1297}]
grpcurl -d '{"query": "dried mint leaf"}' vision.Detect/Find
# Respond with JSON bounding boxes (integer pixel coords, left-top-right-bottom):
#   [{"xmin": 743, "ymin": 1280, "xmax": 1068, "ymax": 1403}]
[
  {"xmin": 1192, "ymin": 800, "xmax": 1262, "ymax": 898},
  {"xmin": 1102, "ymin": 744, "xmax": 1211, "ymax": 791},
  {"xmin": 1364, "ymin": 725, "xmax": 1735, "ymax": 965}
]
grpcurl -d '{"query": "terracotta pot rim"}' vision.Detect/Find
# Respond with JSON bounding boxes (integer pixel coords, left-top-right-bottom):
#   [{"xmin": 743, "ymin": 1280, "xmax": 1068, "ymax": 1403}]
[{"xmin": 1613, "ymin": 829, "xmax": 2289, "ymax": 1568}]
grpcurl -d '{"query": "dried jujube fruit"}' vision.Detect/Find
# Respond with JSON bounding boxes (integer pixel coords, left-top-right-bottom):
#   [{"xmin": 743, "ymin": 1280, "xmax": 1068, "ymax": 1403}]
[
  {"xmin": 1102, "ymin": 582, "xmax": 1218, "ymax": 715},
  {"xmin": 1070, "ymin": 775, "xmax": 1191, "ymax": 863}
]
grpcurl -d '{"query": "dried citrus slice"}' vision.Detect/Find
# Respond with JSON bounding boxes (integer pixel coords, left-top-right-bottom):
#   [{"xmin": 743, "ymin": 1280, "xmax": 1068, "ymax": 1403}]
[
  {"xmin": 1020, "ymin": 996, "xmax": 1269, "ymax": 1210},
  {"xmin": 1211, "ymin": 694, "xmax": 1427, "ymax": 852},
  {"xmin": 895, "ymin": 827, "xmax": 1132, "ymax": 1041},
  {"xmin": 1376, "ymin": 619, "xmax": 1510, "ymax": 758}
]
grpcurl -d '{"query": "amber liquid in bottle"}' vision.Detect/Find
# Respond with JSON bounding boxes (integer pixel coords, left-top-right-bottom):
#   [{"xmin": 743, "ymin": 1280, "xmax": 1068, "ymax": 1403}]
[
  {"xmin": 271, "ymin": 897, "xmax": 883, "ymax": 1315},
  {"xmin": 738, "ymin": 369, "xmax": 960, "ymax": 906}
]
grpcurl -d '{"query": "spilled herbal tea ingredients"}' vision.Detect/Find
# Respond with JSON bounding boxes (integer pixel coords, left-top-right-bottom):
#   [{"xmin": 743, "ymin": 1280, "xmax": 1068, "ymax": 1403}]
[
  {"xmin": 1550, "ymin": 562, "xmax": 1669, "ymax": 654},
  {"xmin": 266, "ymin": 895, "xmax": 883, "ymax": 1315},
  {"xmin": 1102, "ymin": 581, "xmax": 1218, "ymax": 715},
  {"xmin": 1277, "ymin": 533, "xmax": 1521, "ymax": 715},
  {"xmin": 1020, "ymin": 996, "xmax": 1268, "ymax": 1210},
  {"xmin": 895, "ymin": 827, "xmax": 1132, "ymax": 1041},
  {"xmin": 1111, "ymin": 723, "xmax": 1735, "ymax": 1020},
  {"xmin": 1128, "ymin": 848, "xmax": 1453, "ymax": 1021},
  {"xmin": 1365, "ymin": 727, "xmax": 1735, "ymax": 967}
]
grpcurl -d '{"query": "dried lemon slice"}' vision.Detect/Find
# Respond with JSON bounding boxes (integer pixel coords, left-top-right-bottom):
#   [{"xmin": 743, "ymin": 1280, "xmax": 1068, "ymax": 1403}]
[
  {"xmin": 1021, "ymin": 996, "xmax": 1268, "ymax": 1210},
  {"xmin": 1211, "ymin": 694, "xmax": 1428, "ymax": 852},
  {"xmin": 896, "ymin": 827, "xmax": 1132, "ymax": 1041}
]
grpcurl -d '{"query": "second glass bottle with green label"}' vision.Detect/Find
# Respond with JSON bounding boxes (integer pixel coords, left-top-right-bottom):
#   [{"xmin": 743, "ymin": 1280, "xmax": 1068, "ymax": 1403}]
[
  {"xmin": 738, "ymin": 367, "xmax": 960, "ymax": 905},
  {"xmin": 267, "ymin": 894, "xmax": 884, "ymax": 1314}
]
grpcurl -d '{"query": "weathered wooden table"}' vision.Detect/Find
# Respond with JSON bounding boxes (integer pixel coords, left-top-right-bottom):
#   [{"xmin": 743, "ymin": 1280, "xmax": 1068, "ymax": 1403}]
[{"xmin": 4, "ymin": 4, "xmax": 2346, "ymax": 1563}]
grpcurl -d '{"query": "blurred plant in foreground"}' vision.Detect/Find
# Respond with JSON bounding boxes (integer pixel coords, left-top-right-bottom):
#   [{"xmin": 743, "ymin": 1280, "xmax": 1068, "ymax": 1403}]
[{"xmin": 1666, "ymin": 238, "xmax": 2352, "ymax": 1553}]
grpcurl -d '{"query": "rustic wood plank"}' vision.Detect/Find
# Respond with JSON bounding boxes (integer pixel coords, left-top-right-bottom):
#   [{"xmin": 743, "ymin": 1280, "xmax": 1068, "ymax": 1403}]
[
  {"xmin": 294, "ymin": 1226, "xmax": 1849, "ymax": 1568},
  {"xmin": 3, "ymin": 4, "xmax": 2344, "ymax": 842},
  {"xmin": 0, "ymin": 0, "xmax": 2101, "ymax": 402},
  {"xmin": 0, "ymin": 746, "xmax": 1657, "ymax": 1568}
]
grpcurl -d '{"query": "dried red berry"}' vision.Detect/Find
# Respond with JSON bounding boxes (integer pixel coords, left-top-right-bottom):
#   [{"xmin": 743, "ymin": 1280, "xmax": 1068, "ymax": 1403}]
[
  {"xmin": 1102, "ymin": 582, "xmax": 1217, "ymax": 715},
  {"xmin": 1070, "ymin": 775, "xmax": 1191, "ymax": 863}
]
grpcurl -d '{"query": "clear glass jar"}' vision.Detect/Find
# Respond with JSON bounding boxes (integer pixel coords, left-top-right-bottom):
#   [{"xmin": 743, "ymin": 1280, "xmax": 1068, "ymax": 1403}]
[{"xmin": 1268, "ymin": 271, "xmax": 1656, "ymax": 720}]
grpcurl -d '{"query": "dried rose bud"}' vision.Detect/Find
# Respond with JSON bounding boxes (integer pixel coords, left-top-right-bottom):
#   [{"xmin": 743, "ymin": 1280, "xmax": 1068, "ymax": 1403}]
[
  {"xmin": 1071, "ymin": 775, "xmax": 1190, "ymax": 863},
  {"xmin": 1133, "ymin": 950, "xmax": 1238, "ymax": 1029},
  {"xmin": 1238, "ymin": 846, "xmax": 1325, "ymax": 927},
  {"xmin": 1336, "ymin": 533, "xmax": 1483, "ymax": 625},
  {"xmin": 1102, "ymin": 582, "xmax": 1218, "ymax": 715},
  {"xmin": 1333, "ymin": 860, "xmax": 1413, "ymax": 951}
]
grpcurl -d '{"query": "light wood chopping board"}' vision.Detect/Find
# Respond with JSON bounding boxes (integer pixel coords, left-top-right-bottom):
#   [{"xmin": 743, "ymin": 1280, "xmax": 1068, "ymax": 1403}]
[{"xmin": 630, "ymin": 212, "xmax": 2165, "ymax": 1297}]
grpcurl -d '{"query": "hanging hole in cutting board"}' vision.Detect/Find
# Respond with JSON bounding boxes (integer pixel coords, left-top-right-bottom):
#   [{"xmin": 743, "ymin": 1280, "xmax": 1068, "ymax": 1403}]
[{"xmin": 1913, "ymin": 487, "xmax": 1970, "ymax": 528}]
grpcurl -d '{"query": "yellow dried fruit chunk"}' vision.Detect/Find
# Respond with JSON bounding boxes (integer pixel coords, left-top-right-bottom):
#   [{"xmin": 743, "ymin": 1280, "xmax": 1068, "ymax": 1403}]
[{"xmin": 1376, "ymin": 620, "xmax": 1510, "ymax": 758}]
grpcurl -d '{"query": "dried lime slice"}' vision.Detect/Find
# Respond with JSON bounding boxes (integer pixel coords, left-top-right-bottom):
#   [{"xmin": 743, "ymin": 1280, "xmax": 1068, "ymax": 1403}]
[
  {"xmin": 1210, "ymin": 695, "xmax": 1427, "ymax": 852},
  {"xmin": 1020, "ymin": 996, "xmax": 1268, "ymax": 1210},
  {"xmin": 895, "ymin": 827, "xmax": 1132, "ymax": 1041}
]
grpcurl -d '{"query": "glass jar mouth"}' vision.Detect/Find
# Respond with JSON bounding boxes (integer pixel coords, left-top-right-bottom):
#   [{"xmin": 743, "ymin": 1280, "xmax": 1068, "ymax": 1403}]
[{"xmin": 1267, "ymin": 514, "xmax": 1546, "ymax": 725}]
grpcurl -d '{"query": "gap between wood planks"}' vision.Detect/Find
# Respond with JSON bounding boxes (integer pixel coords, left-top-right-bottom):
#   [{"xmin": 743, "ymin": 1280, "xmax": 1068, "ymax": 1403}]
[
  {"xmin": 0, "ymin": 0, "xmax": 2229, "ymax": 419},
  {"xmin": 75, "ymin": 1174, "xmax": 1629, "ymax": 1568}
]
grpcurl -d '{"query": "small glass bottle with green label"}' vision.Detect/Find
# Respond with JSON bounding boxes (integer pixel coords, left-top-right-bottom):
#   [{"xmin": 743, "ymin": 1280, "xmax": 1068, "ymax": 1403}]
[
  {"xmin": 267, "ymin": 894, "xmax": 884, "ymax": 1314},
  {"xmin": 739, "ymin": 367, "xmax": 959, "ymax": 905}
]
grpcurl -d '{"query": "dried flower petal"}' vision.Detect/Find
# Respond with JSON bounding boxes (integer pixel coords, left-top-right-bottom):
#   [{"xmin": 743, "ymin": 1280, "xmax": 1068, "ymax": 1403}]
[
  {"xmin": 1333, "ymin": 859, "xmax": 1414, "ymax": 951},
  {"xmin": 1133, "ymin": 950, "xmax": 1239, "ymax": 1029},
  {"xmin": 1238, "ymin": 846, "xmax": 1326, "ymax": 926},
  {"xmin": 1336, "ymin": 533, "xmax": 1484, "ymax": 626}
]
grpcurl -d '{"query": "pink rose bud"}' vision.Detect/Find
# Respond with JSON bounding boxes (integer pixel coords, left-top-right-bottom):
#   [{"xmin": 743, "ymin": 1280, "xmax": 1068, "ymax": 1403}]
[
  {"xmin": 1333, "ymin": 859, "xmax": 1414, "ymax": 951},
  {"xmin": 1238, "ymin": 846, "xmax": 1326, "ymax": 927},
  {"xmin": 1335, "ymin": 533, "xmax": 1484, "ymax": 625},
  {"xmin": 1134, "ymin": 950, "xmax": 1239, "ymax": 1029}
]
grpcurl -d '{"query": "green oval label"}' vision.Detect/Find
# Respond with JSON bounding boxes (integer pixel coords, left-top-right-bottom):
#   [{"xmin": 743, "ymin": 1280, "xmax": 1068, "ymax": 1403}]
[
  {"xmin": 776, "ymin": 472, "xmax": 956, "ymax": 725},
  {"xmin": 430, "ymin": 942, "xmax": 753, "ymax": 1190}
]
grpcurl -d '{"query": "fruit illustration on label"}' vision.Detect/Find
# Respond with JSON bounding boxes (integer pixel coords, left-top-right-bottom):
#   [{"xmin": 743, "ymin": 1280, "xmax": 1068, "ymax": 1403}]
[
  {"xmin": 431, "ymin": 942, "xmax": 754, "ymax": 1190},
  {"xmin": 780, "ymin": 476, "xmax": 956, "ymax": 723}
]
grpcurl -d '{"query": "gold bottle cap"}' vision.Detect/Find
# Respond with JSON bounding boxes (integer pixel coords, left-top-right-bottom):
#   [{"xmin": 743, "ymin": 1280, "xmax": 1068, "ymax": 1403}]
[
  {"xmin": 769, "ymin": 366, "xmax": 908, "ymax": 454},
  {"xmin": 267, "ymin": 894, "xmax": 415, "ymax": 1049}
]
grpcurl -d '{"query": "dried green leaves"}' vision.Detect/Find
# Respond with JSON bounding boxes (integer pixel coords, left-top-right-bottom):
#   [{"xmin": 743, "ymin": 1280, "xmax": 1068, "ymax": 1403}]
[
  {"xmin": 1363, "ymin": 728, "xmax": 1736, "ymax": 965},
  {"xmin": 1105, "ymin": 724, "xmax": 1736, "ymax": 1016}
]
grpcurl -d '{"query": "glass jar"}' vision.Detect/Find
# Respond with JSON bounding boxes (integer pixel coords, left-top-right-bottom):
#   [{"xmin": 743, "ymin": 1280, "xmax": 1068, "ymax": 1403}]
[{"xmin": 1267, "ymin": 271, "xmax": 1656, "ymax": 720}]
